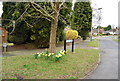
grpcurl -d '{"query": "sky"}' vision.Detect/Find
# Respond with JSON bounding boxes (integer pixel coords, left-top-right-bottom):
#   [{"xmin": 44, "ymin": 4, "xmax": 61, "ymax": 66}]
[
  {"xmin": 0, "ymin": 0, "xmax": 119, "ymax": 28},
  {"xmin": 0, "ymin": 2, "xmax": 3, "ymax": 17},
  {"xmin": 91, "ymin": 0, "xmax": 119, "ymax": 28}
]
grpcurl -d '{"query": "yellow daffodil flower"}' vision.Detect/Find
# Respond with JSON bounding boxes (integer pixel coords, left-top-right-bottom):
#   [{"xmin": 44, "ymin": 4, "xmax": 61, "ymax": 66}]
[{"xmin": 51, "ymin": 53, "xmax": 54, "ymax": 55}]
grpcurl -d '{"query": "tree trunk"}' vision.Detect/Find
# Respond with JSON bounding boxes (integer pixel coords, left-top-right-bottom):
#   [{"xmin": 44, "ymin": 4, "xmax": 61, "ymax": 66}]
[
  {"xmin": 49, "ymin": 14, "xmax": 59, "ymax": 53},
  {"xmin": 49, "ymin": 2, "xmax": 60, "ymax": 53}
]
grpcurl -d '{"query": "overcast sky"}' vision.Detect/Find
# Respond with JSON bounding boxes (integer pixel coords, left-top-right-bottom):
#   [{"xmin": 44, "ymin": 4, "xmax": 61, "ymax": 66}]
[
  {"xmin": 91, "ymin": 0, "xmax": 119, "ymax": 28},
  {"xmin": 0, "ymin": 0, "xmax": 119, "ymax": 28}
]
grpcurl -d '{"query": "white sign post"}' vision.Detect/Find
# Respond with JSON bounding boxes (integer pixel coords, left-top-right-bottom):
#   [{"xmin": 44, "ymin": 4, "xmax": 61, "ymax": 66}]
[{"xmin": 64, "ymin": 39, "xmax": 74, "ymax": 52}]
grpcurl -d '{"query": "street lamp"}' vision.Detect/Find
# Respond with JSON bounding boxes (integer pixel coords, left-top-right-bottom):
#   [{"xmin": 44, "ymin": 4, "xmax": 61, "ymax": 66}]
[
  {"xmin": 97, "ymin": 8, "xmax": 102, "ymax": 36},
  {"xmin": 90, "ymin": 7, "xmax": 102, "ymax": 41}
]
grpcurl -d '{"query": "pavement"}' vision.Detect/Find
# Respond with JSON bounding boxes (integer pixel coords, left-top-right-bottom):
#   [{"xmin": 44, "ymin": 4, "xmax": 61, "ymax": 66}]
[
  {"xmin": 1, "ymin": 39, "xmax": 90, "ymax": 57},
  {"xmin": 86, "ymin": 36, "xmax": 118, "ymax": 79}
]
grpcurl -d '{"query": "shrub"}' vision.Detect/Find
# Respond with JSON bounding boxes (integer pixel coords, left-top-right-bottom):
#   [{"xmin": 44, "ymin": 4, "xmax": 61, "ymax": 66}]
[
  {"xmin": 24, "ymin": 43, "xmax": 37, "ymax": 49},
  {"xmin": 66, "ymin": 30, "xmax": 78, "ymax": 40},
  {"xmin": 79, "ymin": 31, "xmax": 89, "ymax": 40},
  {"xmin": 59, "ymin": 31, "xmax": 66, "ymax": 41},
  {"xmin": 8, "ymin": 35, "xmax": 26, "ymax": 44},
  {"xmin": 99, "ymin": 34, "xmax": 102, "ymax": 36},
  {"xmin": 102, "ymin": 33, "xmax": 110, "ymax": 35},
  {"xmin": 77, "ymin": 35, "xmax": 81, "ymax": 39}
]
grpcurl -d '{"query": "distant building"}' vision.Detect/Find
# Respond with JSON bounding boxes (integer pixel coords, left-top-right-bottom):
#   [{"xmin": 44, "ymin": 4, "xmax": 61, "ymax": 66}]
[
  {"xmin": 92, "ymin": 28, "xmax": 118, "ymax": 35},
  {"xmin": 105, "ymin": 28, "xmax": 118, "ymax": 35},
  {"xmin": 92, "ymin": 28, "xmax": 105, "ymax": 35}
]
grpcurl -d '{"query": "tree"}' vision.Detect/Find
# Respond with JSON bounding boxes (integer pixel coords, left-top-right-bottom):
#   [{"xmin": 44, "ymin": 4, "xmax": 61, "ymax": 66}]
[
  {"xmin": 97, "ymin": 26, "xmax": 102, "ymax": 29},
  {"xmin": 71, "ymin": 2, "xmax": 92, "ymax": 40},
  {"xmin": 29, "ymin": 2, "xmax": 72, "ymax": 53},
  {"xmin": 2, "ymin": 2, "xmax": 72, "ymax": 53},
  {"xmin": 104, "ymin": 25, "xmax": 112, "ymax": 31}
]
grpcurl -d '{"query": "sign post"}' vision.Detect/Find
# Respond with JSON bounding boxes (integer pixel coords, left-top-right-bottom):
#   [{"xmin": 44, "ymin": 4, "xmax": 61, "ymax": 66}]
[
  {"xmin": 64, "ymin": 39, "xmax": 74, "ymax": 52},
  {"xmin": 64, "ymin": 39, "xmax": 66, "ymax": 51},
  {"xmin": 2, "ymin": 43, "xmax": 7, "ymax": 52},
  {"xmin": 72, "ymin": 39, "xmax": 74, "ymax": 52}
]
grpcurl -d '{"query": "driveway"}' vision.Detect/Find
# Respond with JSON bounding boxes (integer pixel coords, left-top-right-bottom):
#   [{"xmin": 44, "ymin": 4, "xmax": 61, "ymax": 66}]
[{"xmin": 86, "ymin": 36, "xmax": 118, "ymax": 79}]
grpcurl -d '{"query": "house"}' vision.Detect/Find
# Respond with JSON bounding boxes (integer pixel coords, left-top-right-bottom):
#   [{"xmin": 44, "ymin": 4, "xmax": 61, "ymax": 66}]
[
  {"xmin": 92, "ymin": 28, "xmax": 105, "ymax": 35},
  {"xmin": 105, "ymin": 28, "xmax": 118, "ymax": 35}
]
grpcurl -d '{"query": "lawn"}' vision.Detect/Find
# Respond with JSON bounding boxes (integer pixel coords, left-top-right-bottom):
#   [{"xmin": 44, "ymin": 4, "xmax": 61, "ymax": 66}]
[
  {"xmin": 87, "ymin": 39, "xmax": 99, "ymax": 47},
  {"xmin": 2, "ymin": 48, "xmax": 100, "ymax": 79}
]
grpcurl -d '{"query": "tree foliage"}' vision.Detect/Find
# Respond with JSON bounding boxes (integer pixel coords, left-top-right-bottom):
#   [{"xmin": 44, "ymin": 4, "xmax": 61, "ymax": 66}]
[
  {"xmin": 104, "ymin": 25, "xmax": 112, "ymax": 31},
  {"xmin": 2, "ymin": 2, "xmax": 31, "ymax": 44},
  {"xmin": 72, "ymin": 2, "xmax": 92, "ymax": 40}
]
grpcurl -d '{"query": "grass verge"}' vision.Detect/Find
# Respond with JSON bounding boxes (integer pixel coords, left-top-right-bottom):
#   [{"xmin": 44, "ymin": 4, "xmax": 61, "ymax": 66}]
[
  {"xmin": 87, "ymin": 39, "xmax": 99, "ymax": 47},
  {"xmin": 113, "ymin": 39, "xmax": 120, "ymax": 42},
  {"xmin": 2, "ymin": 48, "xmax": 100, "ymax": 79}
]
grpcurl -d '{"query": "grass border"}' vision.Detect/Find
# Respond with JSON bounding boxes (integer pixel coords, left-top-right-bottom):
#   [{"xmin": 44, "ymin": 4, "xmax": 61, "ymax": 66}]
[
  {"xmin": 83, "ymin": 52, "xmax": 101, "ymax": 79},
  {"xmin": 87, "ymin": 39, "xmax": 99, "ymax": 47},
  {"xmin": 2, "ymin": 48, "xmax": 100, "ymax": 79}
]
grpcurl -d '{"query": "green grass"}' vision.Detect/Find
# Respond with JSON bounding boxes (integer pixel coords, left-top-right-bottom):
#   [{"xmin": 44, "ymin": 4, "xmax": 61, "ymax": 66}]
[
  {"xmin": 87, "ymin": 39, "xmax": 99, "ymax": 47},
  {"xmin": 113, "ymin": 39, "xmax": 120, "ymax": 42},
  {"xmin": 2, "ymin": 48, "xmax": 100, "ymax": 79}
]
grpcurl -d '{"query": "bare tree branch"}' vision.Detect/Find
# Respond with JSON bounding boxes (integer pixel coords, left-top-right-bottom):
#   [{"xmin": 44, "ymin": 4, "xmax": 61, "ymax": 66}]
[
  {"xmin": 59, "ymin": 2, "xmax": 64, "ymax": 8},
  {"xmin": 26, "ymin": 12, "xmax": 51, "ymax": 21},
  {"xmin": 23, "ymin": 18, "xmax": 34, "ymax": 28},
  {"xmin": 16, "ymin": 4, "xmax": 30, "ymax": 23},
  {"xmin": 50, "ymin": 3, "xmax": 58, "ymax": 14},
  {"xmin": 31, "ymin": 2, "xmax": 54, "ymax": 20},
  {"xmin": 50, "ymin": 2, "xmax": 55, "ymax": 10},
  {"xmin": 60, "ymin": 3, "xmax": 68, "ymax": 10}
]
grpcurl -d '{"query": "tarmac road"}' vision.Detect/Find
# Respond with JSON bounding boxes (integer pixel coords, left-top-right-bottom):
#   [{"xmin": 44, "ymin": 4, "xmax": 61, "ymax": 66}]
[{"xmin": 86, "ymin": 36, "xmax": 118, "ymax": 79}]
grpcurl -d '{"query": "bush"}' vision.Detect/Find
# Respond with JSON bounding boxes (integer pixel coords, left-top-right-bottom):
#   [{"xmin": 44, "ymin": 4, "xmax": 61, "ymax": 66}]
[
  {"xmin": 8, "ymin": 35, "xmax": 26, "ymax": 44},
  {"xmin": 99, "ymin": 34, "xmax": 102, "ymax": 36},
  {"xmin": 59, "ymin": 31, "xmax": 65, "ymax": 41},
  {"xmin": 77, "ymin": 35, "xmax": 81, "ymax": 39},
  {"xmin": 66, "ymin": 30, "xmax": 78, "ymax": 40},
  {"xmin": 79, "ymin": 30, "xmax": 89, "ymax": 40},
  {"xmin": 24, "ymin": 43, "xmax": 37, "ymax": 49},
  {"xmin": 102, "ymin": 33, "xmax": 110, "ymax": 35}
]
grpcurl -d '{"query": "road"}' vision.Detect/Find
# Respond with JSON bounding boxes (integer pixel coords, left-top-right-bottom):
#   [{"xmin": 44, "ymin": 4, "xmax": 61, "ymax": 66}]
[{"xmin": 86, "ymin": 36, "xmax": 118, "ymax": 79}]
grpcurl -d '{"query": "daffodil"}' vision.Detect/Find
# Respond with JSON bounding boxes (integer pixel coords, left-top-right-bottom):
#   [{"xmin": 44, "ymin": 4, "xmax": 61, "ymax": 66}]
[
  {"xmin": 38, "ymin": 54, "xmax": 41, "ymax": 57},
  {"xmin": 37, "ymin": 52, "xmax": 39, "ymax": 54},
  {"xmin": 52, "ymin": 53, "xmax": 54, "ymax": 55},
  {"xmin": 55, "ymin": 54, "xmax": 61, "ymax": 58},
  {"xmin": 58, "ymin": 54, "xmax": 62, "ymax": 56},
  {"xmin": 48, "ymin": 55, "xmax": 50, "ymax": 57},
  {"xmin": 49, "ymin": 53, "xmax": 52, "ymax": 55}
]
